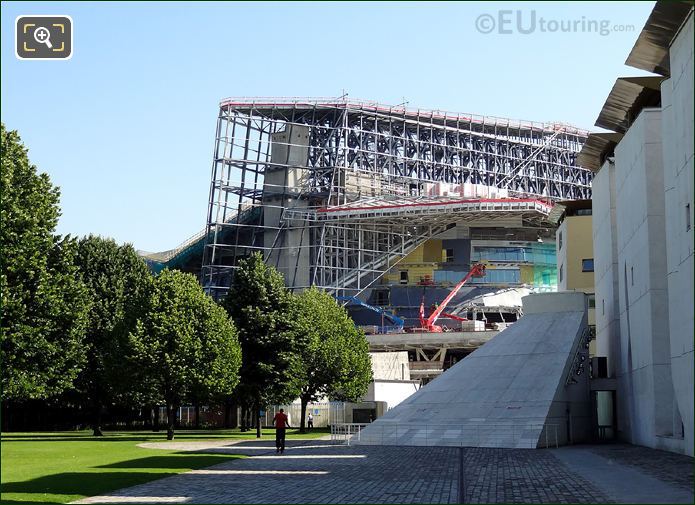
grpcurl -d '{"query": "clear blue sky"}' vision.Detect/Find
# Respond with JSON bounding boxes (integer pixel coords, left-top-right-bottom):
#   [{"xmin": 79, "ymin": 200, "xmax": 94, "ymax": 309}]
[{"xmin": 1, "ymin": 1, "xmax": 655, "ymax": 252}]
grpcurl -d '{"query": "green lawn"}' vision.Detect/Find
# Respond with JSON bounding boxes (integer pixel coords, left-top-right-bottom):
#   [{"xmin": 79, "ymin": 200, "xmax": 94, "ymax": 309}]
[{"xmin": 1, "ymin": 428, "xmax": 329, "ymax": 504}]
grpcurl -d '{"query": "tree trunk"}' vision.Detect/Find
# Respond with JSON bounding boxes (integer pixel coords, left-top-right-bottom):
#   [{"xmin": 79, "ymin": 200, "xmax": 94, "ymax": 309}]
[
  {"xmin": 153, "ymin": 405, "xmax": 160, "ymax": 432},
  {"xmin": 255, "ymin": 399, "xmax": 262, "ymax": 439},
  {"xmin": 240, "ymin": 403, "xmax": 247, "ymax": 432},
  {"xmin": 91, "ymin": 400, "xmax": 103, "ymax": 437},
  {"xmin": 300, "ymin": 396, "xmax": 308, "ymax": 434},
  {"xmin": 224, "ymin": 399, "xmax": 231, "ymax": 429},
  {"xmin": 166, "ymin": 403, "xmax": 177, "ymax": 440},
  {"xmin": 194, "ymin": 403, "xmax": 200, "ymax": 429}
]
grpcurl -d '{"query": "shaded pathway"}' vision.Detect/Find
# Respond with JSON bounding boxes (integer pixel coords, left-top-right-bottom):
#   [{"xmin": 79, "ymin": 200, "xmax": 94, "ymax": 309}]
[{"xmin": 73, "ymin": 441, "xmax": 693, "ymax": 504}]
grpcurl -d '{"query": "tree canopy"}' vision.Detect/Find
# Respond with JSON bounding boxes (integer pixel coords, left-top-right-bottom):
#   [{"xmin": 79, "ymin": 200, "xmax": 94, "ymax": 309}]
[
  {"xmin": 1, "ymin": 123, "xmax": 91, "ymax": 401},
  {"xmin": 129, "ymin": 269, "xmax": 241, "ymax": 439},
  {"xmin": 289, "ymin": 287, "xmax": 373, "ymax": 431},
  {"xmin": 72, "ymin": 235, "xmax": 153, "ymax": 435},
  {"xmin": 222, "ymin": 253, "xmax": 304, "ymax": 437}
]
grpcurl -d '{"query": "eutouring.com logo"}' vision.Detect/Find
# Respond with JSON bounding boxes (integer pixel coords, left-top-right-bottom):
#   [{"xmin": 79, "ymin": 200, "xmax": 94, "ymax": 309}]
[{"xmin": 475, "ymin": 10, "xmax": 635, "ymax": 36}]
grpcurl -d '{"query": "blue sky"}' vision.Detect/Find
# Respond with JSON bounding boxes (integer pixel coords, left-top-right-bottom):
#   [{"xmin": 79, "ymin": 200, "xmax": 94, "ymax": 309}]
[{"xmin": 1, "ymin": 1, "xmax": 655, "ymax": 252}]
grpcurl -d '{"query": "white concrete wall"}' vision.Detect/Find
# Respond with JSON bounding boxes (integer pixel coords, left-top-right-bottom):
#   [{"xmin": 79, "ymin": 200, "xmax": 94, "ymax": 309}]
[
  {"xmin": 614, "ymin": 108, "xmax": 682, "ymax": 453},
  {"xmin": 370, "ymin": 351, "xmax": 411, "ymax": 380},
  {"xmin": 364, "ymin": 380, "xmax": 421, "ymax": 410},
  {"xmin": 661, "ymin": 13, "xmax": 694, "ymax": 456},
  {"xmin": 592, "ymin": 160, "xmax": 622, "ymax": 379}
]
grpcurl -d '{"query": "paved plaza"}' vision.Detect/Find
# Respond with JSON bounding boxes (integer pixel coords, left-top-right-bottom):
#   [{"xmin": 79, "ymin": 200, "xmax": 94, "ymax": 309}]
[{"xmin": 74, "ymin": 439, "xmax": 694, "ymax": 504}]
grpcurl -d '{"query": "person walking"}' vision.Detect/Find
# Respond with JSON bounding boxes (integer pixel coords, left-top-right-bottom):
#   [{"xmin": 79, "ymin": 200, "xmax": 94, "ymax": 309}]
[
  {"xmin": 307, "ymin": 412, "xmax": 314, "ymax": 430},
  {"xmin": 273, "ymin": 408, "xmax": 290, "ymax": 454}
]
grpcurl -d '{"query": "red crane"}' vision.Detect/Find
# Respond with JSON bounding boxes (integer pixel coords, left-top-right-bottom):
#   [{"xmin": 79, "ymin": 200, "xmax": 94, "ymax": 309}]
[{"xmin": 418, "ymin": 263, "xmax": 486, "ymax": 332}]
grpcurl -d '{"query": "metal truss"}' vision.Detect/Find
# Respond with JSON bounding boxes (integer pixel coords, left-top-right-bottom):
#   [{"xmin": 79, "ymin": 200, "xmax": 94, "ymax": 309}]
[{"xmin": 201, "ymin": 97, "xmax": 591, "ymax": 297}]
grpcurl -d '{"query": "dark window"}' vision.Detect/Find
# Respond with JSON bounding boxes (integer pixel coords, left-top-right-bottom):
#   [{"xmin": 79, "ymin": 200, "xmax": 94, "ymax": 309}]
[
  {"xmin": 576, "ymin": 208, "xmax": 592, "ymax": 216},
  {"xmin": 582, "ymin": 258, "xmax": 594, "ymax": 272},
  {"xmin": 602, "ymin": 299, "xmax": 605, "ymax": 315},
  {"xmin": 687, "ymin": 203, "xmax": 691, "ymax": 231},
  {"xmin": 373, "ymin": 290, "xmax": 389, "ymax": 306},
  {"xmin": 631, "ymin": 266, "xmax": 634, "ymax": 286},
  {"xmin": 445, "ymin": 249, "xmax": 454, "ymax": 263},
  {"xmin": 559, "ymin": 264, "xmax": 563, "ymax": 283},
  {"xmin": 558, "ymin": 231, "xmax": 563, "ymax": 250},
  {"xmin": 400, "ymin": 271, "xmax": 408, "ymax": 284},
  {"xmin": 588, "ymin": 294, "xmax": 596, "ymax": 309}
]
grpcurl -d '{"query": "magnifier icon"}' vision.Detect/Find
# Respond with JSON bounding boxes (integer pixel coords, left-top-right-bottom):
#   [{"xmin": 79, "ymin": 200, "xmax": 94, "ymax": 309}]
[{"xmin": 34, "ymin": 26, "xmax": 53, "ymax": 49}]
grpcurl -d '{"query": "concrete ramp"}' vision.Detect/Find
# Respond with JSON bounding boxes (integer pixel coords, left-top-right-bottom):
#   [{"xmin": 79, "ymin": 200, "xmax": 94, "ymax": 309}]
[{"xmin": 354, "ymin": 292, "xmax": 591, "ymax": 448}]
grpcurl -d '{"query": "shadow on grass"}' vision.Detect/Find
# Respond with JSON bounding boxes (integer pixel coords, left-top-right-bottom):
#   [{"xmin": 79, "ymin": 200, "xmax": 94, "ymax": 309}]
[
  {"xmin": 1, "ymin": 471, "xmax": 179, "ymax": 498},
  {"xmin": 97, "ymin": 454, "xmax": 243, "ymax": 469},
  {"xmin": 1, "ymin": 436, "xmax": 162, "ymax": 443},
  {"xmin": 1, "ymin": 454, "xmax": 245, "ymax": 502}
]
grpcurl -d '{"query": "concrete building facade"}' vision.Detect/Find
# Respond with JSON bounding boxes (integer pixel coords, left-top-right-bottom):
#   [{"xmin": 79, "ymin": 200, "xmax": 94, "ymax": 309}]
[
  {"xmin": 582, "ymin": 3, "xmax": 693, "ymax": 456},
  {"xmin": 661, "ymin": 9, "xmax": 694, "ymax": 459}
]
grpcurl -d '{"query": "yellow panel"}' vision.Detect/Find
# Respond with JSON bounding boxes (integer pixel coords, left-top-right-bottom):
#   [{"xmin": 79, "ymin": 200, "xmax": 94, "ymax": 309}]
[
  {"xmin": 422, "ymin": 240, "xmax": 443, "ymax": 263},
  {"xmin": 561, "ymin": 216, "xmax": 595, "ymax": 290},
  {"xmin": 520, "ymin": 265, "xmax": 534, "ymax": 284},
  {"xmin": 401, "ymin": 243, "xmax": 425, "ymax": 264}
]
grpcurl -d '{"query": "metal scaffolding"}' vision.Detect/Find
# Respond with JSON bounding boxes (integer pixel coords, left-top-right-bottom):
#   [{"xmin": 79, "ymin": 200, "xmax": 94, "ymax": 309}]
[{"xmin": 201, "ymin": 97, "xmax": 591, "ymax": 297}]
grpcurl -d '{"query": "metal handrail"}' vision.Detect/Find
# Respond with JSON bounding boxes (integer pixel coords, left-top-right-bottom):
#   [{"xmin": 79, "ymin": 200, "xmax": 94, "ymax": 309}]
[
  {"xmin": 331, "ymin": 422, "xmax": 560, "ymax": 448},
  {"xmin": 217, "ymin": 96, "xmax": 590, "ymax": 136}
]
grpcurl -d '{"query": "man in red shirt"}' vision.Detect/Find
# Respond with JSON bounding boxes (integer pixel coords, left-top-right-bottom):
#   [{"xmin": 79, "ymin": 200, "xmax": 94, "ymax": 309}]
[{"xmin": 273, "ymin": 408, "xmax": 290, "ymax": 454}]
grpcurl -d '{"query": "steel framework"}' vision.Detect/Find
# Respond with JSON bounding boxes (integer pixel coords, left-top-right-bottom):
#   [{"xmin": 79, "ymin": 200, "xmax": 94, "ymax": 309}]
[{"xmin": 201, "ymin": 97, "xmax": 591, "ymax": 297}]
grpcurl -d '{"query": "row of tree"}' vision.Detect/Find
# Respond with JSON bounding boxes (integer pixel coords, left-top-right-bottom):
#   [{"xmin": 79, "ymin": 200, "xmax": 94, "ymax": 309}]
[{"xmin": 1, "ymin": 123, "xmax": 372, "ymax": 440}]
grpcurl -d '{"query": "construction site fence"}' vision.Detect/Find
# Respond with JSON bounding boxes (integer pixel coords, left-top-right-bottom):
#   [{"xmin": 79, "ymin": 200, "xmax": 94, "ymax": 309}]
[
  {"xmin": 262, "ymin": 402, "xmax": 369, "ymax": 428},
  {"xmin": 153, "ymin": 402, "xmax": 370, "ymax": 429}
]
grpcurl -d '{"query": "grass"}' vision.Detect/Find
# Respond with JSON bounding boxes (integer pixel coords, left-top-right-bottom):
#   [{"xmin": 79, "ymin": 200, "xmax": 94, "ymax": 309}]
[{"xmin": 1, "ymin": 428, "xmax": 329, "ymax": 504}]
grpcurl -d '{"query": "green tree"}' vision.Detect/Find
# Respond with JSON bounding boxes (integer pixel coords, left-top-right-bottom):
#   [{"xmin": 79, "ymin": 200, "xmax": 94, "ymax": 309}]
[
  {"xmin": 72, "ymin": 235, "xmax": 152, "ymax": 435},
  {"xmin": 129, "ymin": 269, "xmax": 241, "ymax": 440},
  {"xmin": 222, "ymin": 253, "xmax": 303, "ymax": 438},
  {"xmin": 289, "ymin": 287, "xmax": 373, "ymax": 432},
  {"xmin": 1, "ymin": 124, "xmax": 90, "ymax": 401}
]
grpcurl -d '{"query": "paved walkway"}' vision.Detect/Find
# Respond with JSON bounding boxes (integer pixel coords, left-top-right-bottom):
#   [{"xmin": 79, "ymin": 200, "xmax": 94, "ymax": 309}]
[{"xmin": 74, "ymin": 441, "xmax": 693, "ymax": 504}]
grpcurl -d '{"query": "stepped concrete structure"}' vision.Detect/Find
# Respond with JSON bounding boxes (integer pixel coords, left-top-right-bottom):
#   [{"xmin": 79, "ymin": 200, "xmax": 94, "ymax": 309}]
[{"xmin": 353, "ymin": 292, "xmax": 591, "ymax": 448}]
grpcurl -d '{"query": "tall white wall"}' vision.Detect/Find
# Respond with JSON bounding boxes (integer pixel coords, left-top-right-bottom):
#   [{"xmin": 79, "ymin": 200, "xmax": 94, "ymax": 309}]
[
  {"xmin": 614, "ymin": 108, "xmax": 682, "ymax": 453},
  {"xmin": 661, "ymin": 13, "xmax": 694, "ymax": 456},
  {"xmin": 370, "ymin": 352, "xmax": 411, "ymax": 380},
  {"xmin": 264, "ymin": 124, "xmax": 311, "ymax": 287},
  {"xmin": 365, "ymin": 380, "xmax": 421, "ymax": 410},
  {"xmin": 592, "ymin": 161, "xmax": 621, "ymax": 379}
]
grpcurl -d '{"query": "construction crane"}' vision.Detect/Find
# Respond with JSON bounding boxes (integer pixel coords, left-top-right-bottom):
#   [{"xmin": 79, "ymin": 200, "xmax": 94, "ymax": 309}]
[
  {"xmin": 336, "ymin": 296, "xmax": 405, "ymax": 333},
  {"xmin": 418, "ymin": 263, "xmax": 487, "ymax": 332}
]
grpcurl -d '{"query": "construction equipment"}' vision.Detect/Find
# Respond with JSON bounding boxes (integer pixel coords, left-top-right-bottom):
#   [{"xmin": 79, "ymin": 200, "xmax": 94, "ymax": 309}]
[
  {"xmin": 418, "ymin": 263, "xmax": 487, "ymax": 332},
  {"xmin": 336, "ymin": 296, "xmax": 405, "ymax": 333}
]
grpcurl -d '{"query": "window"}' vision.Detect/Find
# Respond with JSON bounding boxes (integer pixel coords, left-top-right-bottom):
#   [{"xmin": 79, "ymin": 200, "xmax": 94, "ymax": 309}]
[
  {"xmin": 445, "ymin": 249, "xmax": 455, "ymax": 263},
  {"xmin": 588, "ymin": 294, "xmax": 596, "ymax": 309},
  {"xmin": 602, "ymin": 299, "xmax": 605, "ymax": 315},
  {"xmin": 687, "ymin": 203, "xmax": 691, "ymax": 231},
  {"xmin": 399, "ymin": 271, "xmax": 408, "ymax": 284},
  {"xmin": 576, "ymin": 208, "xmax": 592, "ymax": 216},
  {"xmin": 631, "ymin": 266, "xmax": 634, "ymax": 286},
  {"xmin": 469, "ymin": 268, "xmax": 519, "ymax": 284},
  {"xmin": 373, "ymin": 289, "xmax": 389, "ymax": 306},
  {"xmin": 582, "ymin": 258, "xmax": 594, "ymax": 272},
  {"xmin": 558, "ymin": 231, "xmax": 563, "ymax": 250},
  {"xmin": 559, "ymin": 264, "xmax": 563, "ymax": 283}
]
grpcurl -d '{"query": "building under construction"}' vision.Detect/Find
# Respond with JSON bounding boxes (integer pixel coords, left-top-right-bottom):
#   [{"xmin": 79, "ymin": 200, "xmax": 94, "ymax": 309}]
[{"xmin": 197, "ymin": 97, "xmax": 591, "ymax": 326}]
